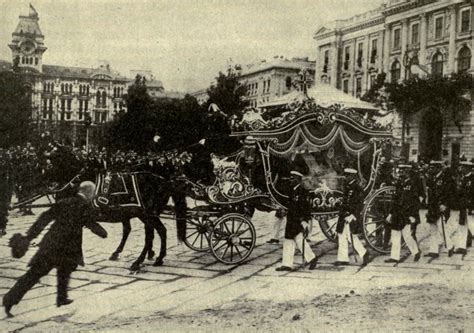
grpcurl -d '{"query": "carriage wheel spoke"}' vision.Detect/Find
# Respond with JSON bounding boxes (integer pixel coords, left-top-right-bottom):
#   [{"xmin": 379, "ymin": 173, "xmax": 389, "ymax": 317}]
[
  {"xmin": 230, "ymin": 245, "xmax": 234, "ymax": 262},
  {"xmin": 213, "ymin": 239, "xmax": 228, "ymax": 252},
  {"xmin": 221, "ymin": 244, "xmax": 229, "ymax": 259},
  {"xmin": 234, "ymin": 245, "xmax": 243, "ymax": 258},
  {"xmin": 223, "ymin": 221, "xmax": 232, "ymax": 234},
  {"xmin": 185, "ymin": 230, "xmax": 199, "ymax": 240},
  {"xmin": 367, "ymin": 224, "xmax": 385, "ymax": 237},
  {"xmin": 190, "ymin": 232, "xmax": 201, "ymax": 247},
  {"xmin": 235, "ymin": 221, "xmax": 243, "ymax": 234}
]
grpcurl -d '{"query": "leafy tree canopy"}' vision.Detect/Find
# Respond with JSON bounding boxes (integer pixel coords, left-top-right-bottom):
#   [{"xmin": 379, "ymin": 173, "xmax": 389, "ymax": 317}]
[
  {"xmin": 384, "ymin": 73, "xmax": 473, "ymax": 132},
  {"xmin": 0, "ymin": 71, "xmax": 32, "ymax": 148},
  {"xmin": 206, "ymin": 68, "xmax": 248, "ymax": 117}
]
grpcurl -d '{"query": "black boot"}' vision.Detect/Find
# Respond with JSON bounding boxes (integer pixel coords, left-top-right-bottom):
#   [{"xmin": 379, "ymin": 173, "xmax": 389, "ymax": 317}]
[
  {"xmin": 3, "ymin": 298, "xmax": 14, "ymax": 318},
  {"xmin": 57, "ymin": 298, "xmax": 73, "ymax": 307}
]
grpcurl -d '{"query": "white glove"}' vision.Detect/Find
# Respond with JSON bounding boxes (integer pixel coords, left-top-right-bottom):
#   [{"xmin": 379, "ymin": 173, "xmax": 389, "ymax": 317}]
[
  {"xmin": 301, "ymin": 221, "xmax": 309, "ymax": 230},
  {"xmin": 409, "ymin": 216, "xmax": 416, "ymax": 224},
  {"xmin": 439, "ymin": 204, "xmax": 447, "ymax": 212},
  {"xmin": 344, "ymin": 214, "xmax": 356, "ymax": 223},
  {"xmin": 386, "ymin": 214, "xmax": 392, "ymax": 223}
]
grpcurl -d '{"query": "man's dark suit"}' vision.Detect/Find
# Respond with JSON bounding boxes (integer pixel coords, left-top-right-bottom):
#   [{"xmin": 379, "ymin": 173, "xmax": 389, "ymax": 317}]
[{"xmin": 3, "ymin": 194, "xmax": 107, "ymax": 309}]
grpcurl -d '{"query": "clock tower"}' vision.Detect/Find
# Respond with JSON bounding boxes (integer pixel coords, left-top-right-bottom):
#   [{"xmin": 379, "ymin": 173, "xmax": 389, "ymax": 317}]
[{"xmin": 8, "ymin": 4, "xmax": 47, "ymax": 73}]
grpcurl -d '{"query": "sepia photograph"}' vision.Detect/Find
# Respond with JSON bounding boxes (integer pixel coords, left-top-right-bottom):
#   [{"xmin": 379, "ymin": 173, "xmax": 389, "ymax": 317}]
[{"xmin": 0, "ymin": 0, "xmax": 473, "ymax": 331}]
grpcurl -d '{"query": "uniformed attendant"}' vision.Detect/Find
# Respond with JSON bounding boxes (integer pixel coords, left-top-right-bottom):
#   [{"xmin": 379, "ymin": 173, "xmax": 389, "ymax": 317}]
[
  {"xmin": 276, "ymin": 171, "xmax": 317, "ymax": 271},
  {"xmin": 334, "ymin": 168, "xmax": 369, "ymax": 266},
  {"xmin": 3, "ymin": 181, "xmax": 108, "ymax": 318},
  {"xmin": 384, "ymin": 164, "xmax": 421, "ymax": 263},
  {"xmin": 453, "ymin": 161, "xmax": 474, "ymax": 255},
  {"xmin": 424, "ymin": 160, "xmax": 456, "ymax": 258}
]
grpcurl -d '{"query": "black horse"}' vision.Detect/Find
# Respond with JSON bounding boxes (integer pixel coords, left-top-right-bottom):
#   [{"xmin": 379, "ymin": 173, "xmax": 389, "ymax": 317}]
[{"xmin": 13, "ymin": 148, "xmax": 188, "ymax": 271}]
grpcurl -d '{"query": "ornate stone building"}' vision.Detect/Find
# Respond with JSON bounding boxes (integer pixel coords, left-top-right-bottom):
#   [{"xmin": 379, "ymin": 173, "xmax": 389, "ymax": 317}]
[
  {"xmin": 237, "ymin": 57, "xmax": 316, "ymax": 108},
  {"xmin": 0, "ymin": 5, "xmax": 130, "ymax": 146},
  {"xmin": 314, "ymin": 0, "xmax": 474, "ymax": 162}
]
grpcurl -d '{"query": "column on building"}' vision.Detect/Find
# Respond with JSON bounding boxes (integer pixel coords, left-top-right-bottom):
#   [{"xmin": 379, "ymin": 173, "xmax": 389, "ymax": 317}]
[
  {"xmin": 363, "ymin": 35, "xmax": 369, "ymax": 92},
  {"xmin": 351, "ymin": 38, "xmax": 357, "ymax": 95},
  {"xmin": 383, "ymin": 23, "xmax": 391, "ymax": 74},
  {"xmin": 330, "ymin": 40, "xmax": 339, "ymax": 88},
  {"xmin": 419, "ymin": 13, "xmax": 428, "ymax": 66},
  {"xmin": 448, "ymin": 5, "xmax": 457, "ymax": 73},
  {"xmin": 401, "ymin": 19, "xmax": 408, "ymax": 79}
]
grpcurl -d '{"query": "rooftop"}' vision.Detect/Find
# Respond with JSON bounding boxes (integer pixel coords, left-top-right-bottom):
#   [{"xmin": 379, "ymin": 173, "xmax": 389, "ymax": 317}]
[{"xmin": 239, "ymin": 57, "xmax": 315, "ymax": 77}]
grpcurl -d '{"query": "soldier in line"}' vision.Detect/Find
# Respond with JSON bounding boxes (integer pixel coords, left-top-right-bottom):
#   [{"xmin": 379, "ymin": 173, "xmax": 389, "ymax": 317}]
[
  {"xmin": 424, "ymin": 160, "xmax": 456, "ymax": 258},
  {"xmin": 334, "ymin": 168, "xmax": 370, "ymax": 266},
  {"xmin": 384, "ymin": 164, "xmax": 421, "ymax": 263},
  {"xmin": 453, "ymin": 161, "xmax": 474, "ymax": 255},
  {"xmin": 3, "ymin": 181, "xmax": 108, "ymax": 318},
  {"xmin": 276, "ymin": 171, "xmax": 318, "ymax": 271},
  {"xmin": 407, "ymin": 162, "xmax": 425, "ymax": 241}
]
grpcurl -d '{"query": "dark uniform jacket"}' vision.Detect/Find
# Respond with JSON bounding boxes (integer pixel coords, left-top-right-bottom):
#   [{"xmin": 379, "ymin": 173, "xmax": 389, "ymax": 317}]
[
  {"xmin": 426, "ymin": 169, "xmax": 455, "ymax": 224},
  {"xmin": 389, "ymin": 176, "xmax": 419, "ymax": 231},
  {"xmin": 284, "ymin": 184, "xmax": 312, "ymax": 239},
  {"xmin": 336, "ymin": 179, "xmax": 364, "ymax": 234},
  {"xmin": 26, "ymin": 195, "xmax": 106, "ymax": 267},
  {"xmin": 456, "ymin": 172, "xmax": 474, "ymax": 225}
]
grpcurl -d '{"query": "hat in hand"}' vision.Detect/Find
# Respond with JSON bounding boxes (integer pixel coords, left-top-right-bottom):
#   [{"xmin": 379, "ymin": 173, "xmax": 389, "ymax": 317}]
[{"xmin": 9, "ymin": 233, "xmax": 30, "ymax": 259}]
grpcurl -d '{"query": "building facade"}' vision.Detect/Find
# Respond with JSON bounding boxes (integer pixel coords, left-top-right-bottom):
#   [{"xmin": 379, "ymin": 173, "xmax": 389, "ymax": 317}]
[
  {"xmin": 314, "ymin": 0, "xmax": 474, "ymax": 162},
  {"xmin": 1, "ymin": 6, "xmax": 181, "ymax": 147},
  {"xmin": 237, "ymin": 57, "xmax": 315, "ymax": 108}
]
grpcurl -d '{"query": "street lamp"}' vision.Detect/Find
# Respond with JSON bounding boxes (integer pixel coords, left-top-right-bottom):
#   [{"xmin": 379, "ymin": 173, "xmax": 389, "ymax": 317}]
[
  {"xmin": 401, "ymin": 46, "xmax": 419, "ymax": 161},
  {"xmin": 84, "ymin": 113, "xmax": 92, "ymax": 154}
]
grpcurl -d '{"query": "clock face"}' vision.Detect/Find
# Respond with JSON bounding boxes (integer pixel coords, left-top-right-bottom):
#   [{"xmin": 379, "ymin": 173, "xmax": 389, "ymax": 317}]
[{"xmin": 20, "ymin": 41, "xmax": 35, "ymax": 55}]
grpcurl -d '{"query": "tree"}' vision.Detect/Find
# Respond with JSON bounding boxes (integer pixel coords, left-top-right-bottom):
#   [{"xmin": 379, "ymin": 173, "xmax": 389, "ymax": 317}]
[
  {"xmin": 384, "ymin": 73, "xmax": 473, "ymax": 161},
  {"xmin": 385, "ymin": 73, "xmax": 472, "ymax": 133},
  {"xmin": 0, "ymin": 71, "xmax": 32, "ymax": 148},
  {"xmin": 105, "ymin": 75, "xmax": 156, "ymax": 152},
  {"xmin": 361, "ymin": 72, "xmax": 387, "ymax": 108},
  {"xmin": 206, "ymin": 68, "xmax": 248, "ymax": 117}
]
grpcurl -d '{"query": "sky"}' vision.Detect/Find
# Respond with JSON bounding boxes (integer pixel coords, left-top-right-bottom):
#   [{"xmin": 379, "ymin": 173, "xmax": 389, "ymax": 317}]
[{"xmin": 0, "ymin": 0, "xmax": 383, "ymax": 92}]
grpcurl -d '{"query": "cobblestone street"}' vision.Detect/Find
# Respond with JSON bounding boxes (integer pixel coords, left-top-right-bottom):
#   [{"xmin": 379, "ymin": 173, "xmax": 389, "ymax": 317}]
[{"xmin": 1, "ymin": 201, "xmax": 473, "ymax": 332}]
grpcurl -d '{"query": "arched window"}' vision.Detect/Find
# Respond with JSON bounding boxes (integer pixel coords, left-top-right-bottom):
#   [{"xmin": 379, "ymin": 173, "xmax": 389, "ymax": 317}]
[
  {"xmin": 51, "ymin": 83, "xmax": 54, "ymax": 92},
  {"xmin": 34, "ymin": 57, "xmax": 38, "ymax": 65},
  {"xmin": 431, "ymin": 52, "xmax": 444, "ymax": 76},
  {"xmin": 96, "ymin": 91, "xmax": 101, "ymax": 106},
  {"xmin": 69, "ymin": 84, "xmax": 73, "ymax": 93},
  {"xmin": 86, "ymin": 85, "xmax": 90, "ymax": 95},
  {"xmin": 61, "ymin": 83, "xmax": 64, "ymax": 93},
  {"xmin": 285, "ymin": 76, "xmax": 292, "ymax": 89},
  {"xmin": 458, "ymin": 47, "xmax": 471, "ymax": 73},
  {"xmin": 390, "ymin": 61, "xmax": 401, "ymax": 82},
  {"xmin": 101, "ymin": 91, "xmax": 107, "ymax": 107}
]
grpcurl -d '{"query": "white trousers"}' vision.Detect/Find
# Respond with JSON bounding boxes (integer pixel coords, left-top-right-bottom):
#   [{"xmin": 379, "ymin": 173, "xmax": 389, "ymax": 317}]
[
  {"xmin": 337, "ymin": 223, "xmax": 367, "ymax": 262},
  {"xmin": 390, "ymin": 224, "xmax": 419, "ymax": 260},
  {"xmin": 454, "ymin": 214, "xmax": 474, "ymax": 250},
  {"xmin": 282, "ymin": 233, "xmax": 315, "ymax": 267},
  {"xmin": 271, "ymin": 215, "xmax": 285, "ymax": 239},
  {"xmin": 428, "ymin": 217, "xmax": 455, "ymax": 254}
]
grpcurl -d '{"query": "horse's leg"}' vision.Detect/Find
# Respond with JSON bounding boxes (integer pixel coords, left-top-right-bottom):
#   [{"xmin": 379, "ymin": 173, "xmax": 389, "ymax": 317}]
[
  {"xmin": 152, "ymin": 216, "xmax": 167, "ymax": 267},
  {"xmin": 109, "ymin": 219, "xmax": 131, "ymax": 261},
  {"xmin": 147, "ymin": 223, "xmax": 155, "ymax": 260},
  {"xmin": 129, "ymin": 221, "xmax": 153, "ymax": 271}
]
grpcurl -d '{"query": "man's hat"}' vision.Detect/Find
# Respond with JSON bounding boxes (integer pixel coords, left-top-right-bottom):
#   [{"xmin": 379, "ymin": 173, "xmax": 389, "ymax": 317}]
[
  {"xmin": 290, "ymin": 170, "xmax": 304, "ymax": 178},
  {"xmin": 344, "ymin": 168, "xmax": 358, "ymax": 174}
]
